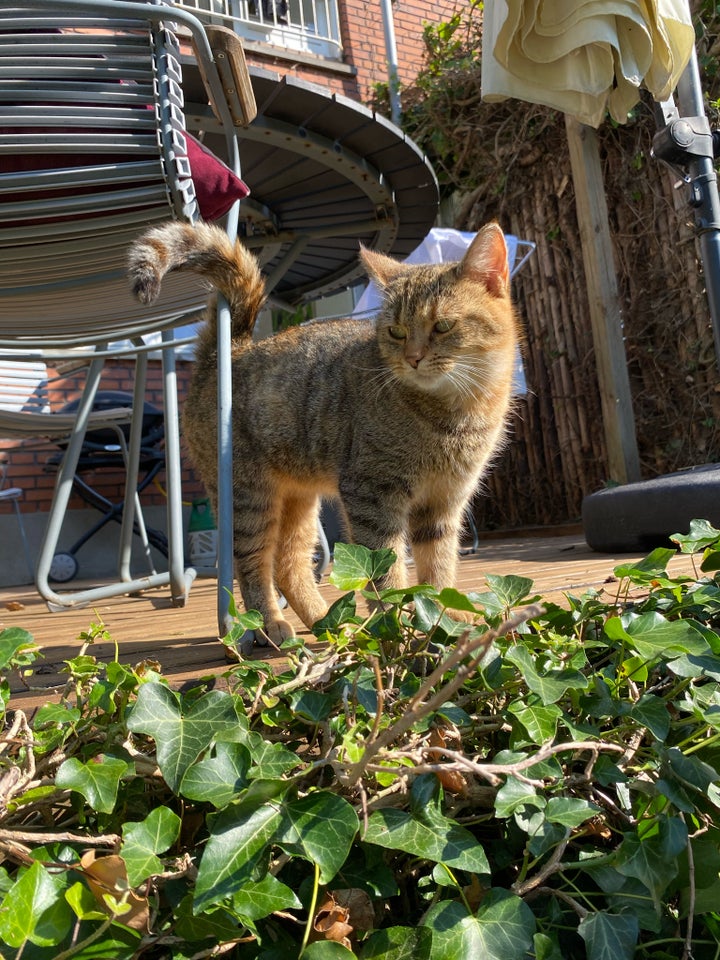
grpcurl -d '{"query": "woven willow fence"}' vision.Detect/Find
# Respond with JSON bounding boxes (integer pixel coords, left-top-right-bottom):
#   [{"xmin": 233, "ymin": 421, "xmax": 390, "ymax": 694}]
[{"xmin": 402, "ymin": 11, "xmax": 720, "ymax": 530}]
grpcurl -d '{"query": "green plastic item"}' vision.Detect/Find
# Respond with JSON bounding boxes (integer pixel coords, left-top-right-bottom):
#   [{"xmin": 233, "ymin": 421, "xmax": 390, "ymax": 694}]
[{"xmin": 188, "ymin": 498, "xmax": 216, "ymax": 532}]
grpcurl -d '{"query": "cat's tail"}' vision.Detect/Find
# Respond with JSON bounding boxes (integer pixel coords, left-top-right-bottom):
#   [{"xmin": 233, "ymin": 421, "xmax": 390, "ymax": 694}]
[{"xmin": 128, "ymin": 221, "xmax": 265, "ymax": 347}]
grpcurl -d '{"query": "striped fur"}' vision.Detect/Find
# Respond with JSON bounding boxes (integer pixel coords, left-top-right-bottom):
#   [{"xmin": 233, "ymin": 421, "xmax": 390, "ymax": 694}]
[{"xmin": 129, "ymin": 221, "xmax": 519, "ymax": 644}]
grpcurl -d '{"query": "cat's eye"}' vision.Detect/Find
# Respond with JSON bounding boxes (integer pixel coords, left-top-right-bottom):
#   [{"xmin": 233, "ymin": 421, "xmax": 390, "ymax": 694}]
[
  {"xmin": 433, "ymin": 319, "xmax": 455, "ymax": 334},
  {"xmin": 388, "ymin": 324, "xmax": 407, "ymax": 340}
]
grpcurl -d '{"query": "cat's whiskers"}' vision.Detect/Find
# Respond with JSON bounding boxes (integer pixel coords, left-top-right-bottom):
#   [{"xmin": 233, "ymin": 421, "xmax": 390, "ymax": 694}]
[
  {"xmin": 445, "ymin": 357, "xmax": 494, "ymax": 402},
  {"xmin": 365, "ymin": 365, "xmax": 399, "ymax": 400}
]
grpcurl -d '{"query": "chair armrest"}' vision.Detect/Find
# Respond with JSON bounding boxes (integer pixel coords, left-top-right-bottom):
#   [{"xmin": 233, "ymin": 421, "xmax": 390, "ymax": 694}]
[{"xmin": 192, "ymin": 26, "xmax": 257, "ymax": 129}]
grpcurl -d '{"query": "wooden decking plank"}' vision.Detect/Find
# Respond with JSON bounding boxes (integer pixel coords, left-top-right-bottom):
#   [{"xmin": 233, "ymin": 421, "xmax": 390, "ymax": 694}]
[{"xmin": 0, "ymin": 535, "xmax": 697, "ymax": 713}]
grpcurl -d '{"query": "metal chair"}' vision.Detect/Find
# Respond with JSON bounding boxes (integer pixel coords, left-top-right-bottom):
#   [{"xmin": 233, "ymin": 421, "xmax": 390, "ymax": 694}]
[
  {"xmin": 0, "ymin": 1, "xmax": 256, "ymax": 614},
  {"xmin": 43, "ymin": 390, "xmax": 170, "ymax": 584},
  {"xmin": 0, "ymin": 453, "xmax": 33, "ymax": 583}
]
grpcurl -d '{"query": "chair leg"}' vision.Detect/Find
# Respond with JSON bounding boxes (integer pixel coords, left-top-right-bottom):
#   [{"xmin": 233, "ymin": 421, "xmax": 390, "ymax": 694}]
[
  {"xmin": 118, "ymin": 346, "xmax": 150, "ymax": 580},
  {"xmin": 12, "ymin": 499, "xmax": 33, "ymax": 583},
  {"xmin": 34, "ymin": 349, "xmax": 195, "ymax": 611},
  {"xmin": 161, "ymin": 328, "xmax": 196, "ymax": 606},
  {"xmin": 35, "ymin": 352, "xmax": 106, "ymax": 603},
  {"xmin": 216, "ymin": 292, "xmax": 238, "ymax": 639}
]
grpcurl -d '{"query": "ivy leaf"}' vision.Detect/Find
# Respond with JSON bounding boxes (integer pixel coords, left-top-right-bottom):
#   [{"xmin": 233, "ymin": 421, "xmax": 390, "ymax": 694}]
[
  {"xmin": 607, "ymin": 613, "xmax": 711, "ymax": 661},
  {"xmin": 0, "ymin": 860, "xmax": 72, "ymax": 947},
  {"xmin": 246, "ymin": 731, "xmax": 303, "ymax": 779},
  {"xmin": 437, "ymin": 587, "xmax": 478, "ymax": 614},
  {"xmin": 630, "ymin": 695, "xmax": 670, "ymax": 742},
  {"xmin": 423, "ymin": 891, "xmax": 536, "ymax": 959},
  {"xmin": 484, "ymin": 574, "xmax": 535, "ymax": 609},
  {"xmin": 35, "ymin": 702, "xmax": 81, "ymax": 730},
  {"xmin": 277, "ymin": 792, "xmax": 358, "ymax": 883},
  {"xmin": 232, "ymin": 874, "xmax": 302, "ymax": 920},
  {"xmin": 174, "ymin": 890, "xmax": 253, "ymax": 945},
  {"xmin": 667, "ymin": 653, "xmax": 720, "ymax": 681},
  {"xmin": 330, "ymin": 543, "xmax": 396, "ymax": 590},
  {"xmin": 616, "ymin": 817, "xmax": 688, "ymax": 901},
  {"xmin": 505, "ymin": 644, "xmax": 588, "ymax": 704},
  {"xmin": 0, "ymin": 627, "xmax": 39, "ymax": 671},
  {"xmin": 127, "ymin": 683, "xmax": 241, "ymax": 792},
  {"xmin": 409, "ymin": 592, "xmax": 442, "ymax": 632},
  {"xmin": 671, "ymin": 519, "xmax": 720, "ymax": 554},
  {"xmin": 55, "ymin": 755, "xmax": 129, "ymax": 814},
  {"xmin": 365, "ymin": 807, "xmax": 490, "ymax": 875},
  {"xmin": 313, "ymin": 592, "xmax": 359, "ymax": 636},
  {"xmin": 121, "ymin": 806, "xmax": 182, "ymax": 886},
  {"xmin": 194, "ymin": 800, "xmax": 284, "ymax": 912},
  {"xmin": 65, "ymin": 881, "xmax": 107, "ymax": 922},
  {"xmin": 533, "ymin": 932, "xmax": 565, "ymax": 960},
  {"xmin": 666, "ymin": 747, "xmax": 720, "ymax": 802},
  {"xmin": 700, "ymin": 549, "xmax": 720, "ymax": 572},
  {"xmin": 359, "ymin": 925, "xmax": 432, "ymax": 959},
  {"xmin": 289, "ymin": 689, "xmax": 336, "ymax": 723},
  {"xmin": 545, "ymin": 797, "xmax": 600, "ymax": 828},
  {"xmin": 578, "ymin": 910, "xmax": 639, "ymax": 960},
  {"xmin": 180, "ymin": 741, "xmax": 251, "ymax": 807},
  {"xmin": 508, "ymin": 701, "xmax": 562, "ymax": 744},
  {"xmin": 494, "ymin": 777, "xmax": 544, "ymax": 819},
  {"xmin": 302, "ymin": 943, "xmax": 356, "ymax": 958},
  {"xmin": 613, "ymin": 548, "xmax": 676, "ymax": 582}
]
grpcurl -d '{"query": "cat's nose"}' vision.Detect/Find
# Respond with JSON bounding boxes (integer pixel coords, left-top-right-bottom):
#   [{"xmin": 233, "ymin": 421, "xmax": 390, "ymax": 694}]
[{"xmin": 404, "ymin": 346, "xmax": 426, "ymax": 368}]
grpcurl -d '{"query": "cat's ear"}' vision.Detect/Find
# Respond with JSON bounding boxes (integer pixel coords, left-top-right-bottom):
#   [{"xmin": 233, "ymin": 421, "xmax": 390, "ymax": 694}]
[
  {"xmin": 359, "ymin": 244, "xmax": 409, "ymax": 289},
  {"xmin": 460, "ymin": 222, "xmax": 510, "ymax": 298}
]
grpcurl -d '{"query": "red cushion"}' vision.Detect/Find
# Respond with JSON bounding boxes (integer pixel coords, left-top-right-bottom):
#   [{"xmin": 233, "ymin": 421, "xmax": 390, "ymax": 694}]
[
  {"xmin": 185, "ymin": 133, "xmax": 250, "ymax": 220},
  {"xmin": 2, "ymin": 132, "xmax": 249, "ymax": 222}
]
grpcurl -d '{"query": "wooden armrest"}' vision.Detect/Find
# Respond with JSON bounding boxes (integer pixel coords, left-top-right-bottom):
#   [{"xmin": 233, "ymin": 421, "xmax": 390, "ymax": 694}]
[{"xmin": 192, "ymin": 26, "xmax": 257, "ymax": 129}]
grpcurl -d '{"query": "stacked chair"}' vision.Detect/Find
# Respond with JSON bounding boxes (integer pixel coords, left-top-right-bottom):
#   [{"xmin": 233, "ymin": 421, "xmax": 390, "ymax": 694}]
[{"xmin": 0, "ymin": 0, "xmax": 256, "ymax": 630}]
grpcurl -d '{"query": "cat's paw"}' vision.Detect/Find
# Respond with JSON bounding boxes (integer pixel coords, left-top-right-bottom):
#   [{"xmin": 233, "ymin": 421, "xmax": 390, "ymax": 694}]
[{"xmin": 255, "ymin": 617, "xmax": 296, "ymax": 647}]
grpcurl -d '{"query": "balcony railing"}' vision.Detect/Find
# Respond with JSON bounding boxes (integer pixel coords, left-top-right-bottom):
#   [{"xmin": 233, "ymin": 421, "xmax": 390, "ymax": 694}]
[{"xmin": 173, "ymin": 0, "xmax": 342, "ymax": 60}]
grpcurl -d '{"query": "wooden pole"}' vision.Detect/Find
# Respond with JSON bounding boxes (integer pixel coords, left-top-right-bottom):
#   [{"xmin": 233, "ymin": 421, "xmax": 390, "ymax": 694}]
[{"xmin": 564, "ymin": 114, "xmax": 641, "ymax": 484}]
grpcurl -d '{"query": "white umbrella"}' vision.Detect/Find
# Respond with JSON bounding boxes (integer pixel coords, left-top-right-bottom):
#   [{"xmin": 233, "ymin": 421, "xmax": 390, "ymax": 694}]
[{"xmin": 481, "ymin": 0, "xmax": 695, "ymax": 126}]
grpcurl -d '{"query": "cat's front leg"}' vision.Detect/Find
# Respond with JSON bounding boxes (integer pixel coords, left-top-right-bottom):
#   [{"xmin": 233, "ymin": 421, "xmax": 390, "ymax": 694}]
[
  {"xmin": 409, "ymin": 502, "xmax": 476, "ymax": 623},
  {"xmin": 232, "ymin": 484, "xmax": 295, "ymax": 644},
  {"xmin": 339, "ymin": 481, "xmax": 409, "ymax": 594}
]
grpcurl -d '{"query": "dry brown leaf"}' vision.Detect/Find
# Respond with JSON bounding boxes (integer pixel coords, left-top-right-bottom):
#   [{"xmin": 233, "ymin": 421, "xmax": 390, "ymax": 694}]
[
  {"xmin": 331, "ymin": 888, "xmax": 374, "ymax": 931},
  {"xmin": 313, "ymin": 888, "xmax": 374, "ymax": 948},
  {"xmin": 585, "ymin": 818, "xmax": 612, "ymax": 840},
  {"xmin": 428, "ymin": 726, "xmax": 447, "ymax": 750},
  {"xmin": 434, "ymin": 767, "xmax": 468, "ymax": 796},
  {"xmin": 462, "ymin": 874, "xmax": 486, "ymax": 913},
  {"xmin": 313, "ymin": 893, "xmax": 352, "ymax": 948},
  {"xmin": 135, "ymin": 658, "xmax": 162, "ymax": 677},
  {"xmin": 3, "ymin": 601, "xmax": 24, "ymax": 612},
  {"xmin": 79, "ymin": 850, "xmax": 150, "ymax": 932}
]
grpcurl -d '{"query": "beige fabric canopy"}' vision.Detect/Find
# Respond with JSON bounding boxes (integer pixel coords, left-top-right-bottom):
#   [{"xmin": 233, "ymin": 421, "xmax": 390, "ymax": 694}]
[{"xmin": 481, "ymin": 0, "xmax": 695, "ymax": 126}]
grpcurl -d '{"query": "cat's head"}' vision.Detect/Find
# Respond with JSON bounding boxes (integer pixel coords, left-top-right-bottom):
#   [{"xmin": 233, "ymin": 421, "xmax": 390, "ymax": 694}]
[{"xmin": 360, "ymin": 222, "xmax": 518, "ymax": 403}]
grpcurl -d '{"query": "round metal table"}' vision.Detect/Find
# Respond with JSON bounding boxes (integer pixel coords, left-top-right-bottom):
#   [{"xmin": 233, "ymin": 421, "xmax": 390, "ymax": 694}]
[{"xmin": 183, "ymin": 63, "xmax": 440, "ymax": 305}]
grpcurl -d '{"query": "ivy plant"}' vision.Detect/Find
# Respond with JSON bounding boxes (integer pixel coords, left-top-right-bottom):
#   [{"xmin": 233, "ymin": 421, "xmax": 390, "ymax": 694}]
[{"xmin": 1, "ymin": 521, "xmax": 720, "ymax": 957}]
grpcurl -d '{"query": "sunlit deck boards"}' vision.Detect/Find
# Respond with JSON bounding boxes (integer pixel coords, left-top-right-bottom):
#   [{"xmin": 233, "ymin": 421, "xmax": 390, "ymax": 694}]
[{"xmin": 0, "ymin": 533, "xmax": 697, "ymax": 714}]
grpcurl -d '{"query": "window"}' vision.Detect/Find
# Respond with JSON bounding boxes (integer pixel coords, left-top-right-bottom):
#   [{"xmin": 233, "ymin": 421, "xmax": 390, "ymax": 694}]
[{"xmin": 174, "ymin": 0, "xmax": 342, "ymax": 60}]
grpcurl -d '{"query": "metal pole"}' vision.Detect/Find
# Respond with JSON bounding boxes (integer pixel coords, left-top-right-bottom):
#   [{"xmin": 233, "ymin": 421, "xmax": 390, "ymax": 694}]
[
  {"xmin": 379, "ymin": 0, "xmax": 401, "ymax": 126},
  {"xmin": 653, "ymin": 43, "xmax": 720, "ymax": 369},
  {"xmin": 676, "ymin": 49, "xmax": 720, "ymax": 366}
]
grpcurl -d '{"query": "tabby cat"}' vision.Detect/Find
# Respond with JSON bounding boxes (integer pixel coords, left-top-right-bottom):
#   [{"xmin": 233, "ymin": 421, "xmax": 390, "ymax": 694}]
[{"xmin": 129, "ymin": 221, "xmax": 519, "ymax": 644}]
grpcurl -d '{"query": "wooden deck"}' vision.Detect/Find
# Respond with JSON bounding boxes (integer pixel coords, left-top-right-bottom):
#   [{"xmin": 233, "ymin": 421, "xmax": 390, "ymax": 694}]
[{"xmin": 0, "ymin": 532, "xmax": 697, "ymax": 714}]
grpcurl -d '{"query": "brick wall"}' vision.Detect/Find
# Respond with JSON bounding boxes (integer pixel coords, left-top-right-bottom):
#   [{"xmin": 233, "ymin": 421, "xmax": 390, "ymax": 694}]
[
  {"xmin": 243, "ymin": 0, "xmax": 459, "ymax": 103},
  {"xmin": 0, "ymin": 360, "xmax": 206, "ymax": 516},
  {"xmin": 342, "ymin": 0, "xmax": 458, "ymax": 101}
]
